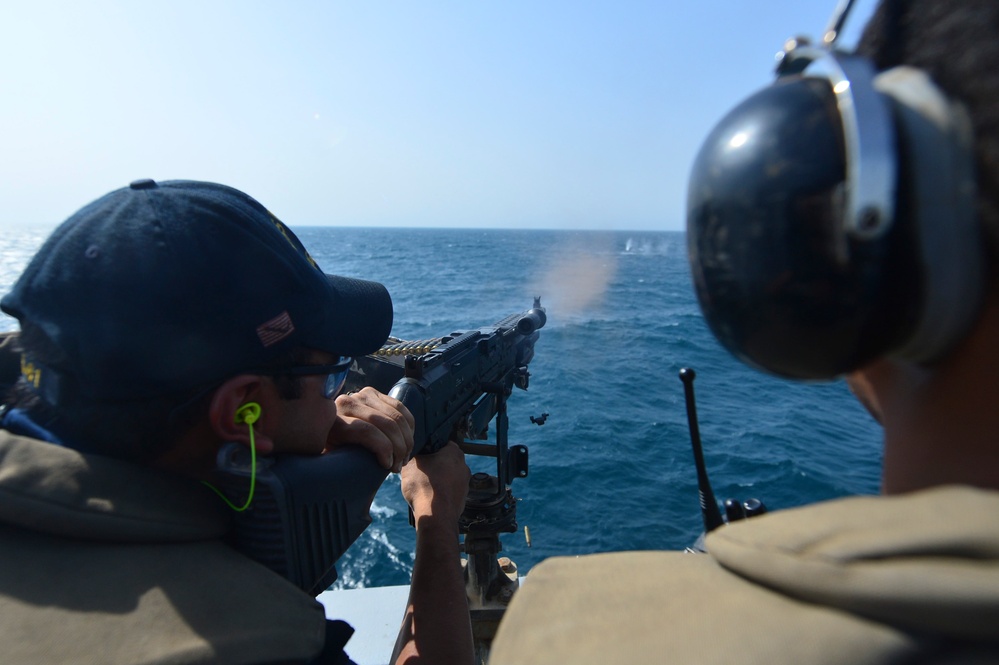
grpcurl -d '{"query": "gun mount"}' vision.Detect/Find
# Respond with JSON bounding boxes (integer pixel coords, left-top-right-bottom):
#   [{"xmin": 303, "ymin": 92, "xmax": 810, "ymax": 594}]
[{"xmin": 344, "ymin": 299, "xmax": 547, "ymax": 661}]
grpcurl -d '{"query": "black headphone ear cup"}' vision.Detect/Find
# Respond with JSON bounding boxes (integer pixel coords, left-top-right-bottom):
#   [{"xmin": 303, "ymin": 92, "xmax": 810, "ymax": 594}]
[
  {"xmin": 688, "ymin": 62, "xmax": 904, "ymax": 379},
  {"xmin": 687, "ymin": 54, "xmax": 983, "ymax": 379},
  {"xmin": 872, "ymin": 66, "xmax": 983, "ymax": 363}
]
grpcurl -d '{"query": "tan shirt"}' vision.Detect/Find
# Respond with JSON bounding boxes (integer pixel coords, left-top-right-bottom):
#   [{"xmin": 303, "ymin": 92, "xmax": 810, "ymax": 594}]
[{"xmin": 490, "ymin": 486, "xmax": 999, "ymax": 664}]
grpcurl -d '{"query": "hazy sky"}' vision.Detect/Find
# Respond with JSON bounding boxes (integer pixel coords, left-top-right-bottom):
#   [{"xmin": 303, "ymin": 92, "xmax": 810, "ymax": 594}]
[{"xmin": 2, "ymin": 1, "xmax": 878, "ymax": 231}]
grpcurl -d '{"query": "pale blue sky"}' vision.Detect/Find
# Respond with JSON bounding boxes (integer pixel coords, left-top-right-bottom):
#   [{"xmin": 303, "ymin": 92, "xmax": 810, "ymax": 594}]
[{"xmin": 2, "ymin": 1, "xmax": 878, "ymax": 231}]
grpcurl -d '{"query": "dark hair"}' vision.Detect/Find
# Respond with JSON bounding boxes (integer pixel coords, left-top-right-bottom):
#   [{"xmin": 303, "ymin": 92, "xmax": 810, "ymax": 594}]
[
  {"xmin": 10, "ymin": 324, "xmax": 309, "ymax": 464},
  {"xmin": 857, "ymin": 0, "xmax": 999, "ymax": 268}
]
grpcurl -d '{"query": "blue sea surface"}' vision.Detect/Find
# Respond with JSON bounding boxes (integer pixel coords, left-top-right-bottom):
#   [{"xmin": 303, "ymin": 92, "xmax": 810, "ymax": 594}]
[{"xmin": 0, "ymin": 226, "xmax": 883, "ymax": 589}]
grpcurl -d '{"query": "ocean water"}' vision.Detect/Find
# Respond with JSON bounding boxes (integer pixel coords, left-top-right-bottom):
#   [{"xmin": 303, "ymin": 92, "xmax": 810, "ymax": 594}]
[{"xmin": 0, "ymin": 226, "xmax": 882, "ymax": 588}]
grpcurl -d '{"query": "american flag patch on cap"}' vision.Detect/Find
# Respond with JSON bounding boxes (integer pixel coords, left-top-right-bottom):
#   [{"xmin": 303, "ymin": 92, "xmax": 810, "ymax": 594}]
[{"xmin": 257, "ymin": 311, "xmax": 295, "ymax": 347}]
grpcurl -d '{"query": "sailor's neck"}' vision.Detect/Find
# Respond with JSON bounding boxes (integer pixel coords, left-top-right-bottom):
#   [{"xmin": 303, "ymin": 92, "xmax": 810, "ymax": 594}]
[{"xmin": 878, "ymin": 294, "xmax": 999, "ymax": 494}]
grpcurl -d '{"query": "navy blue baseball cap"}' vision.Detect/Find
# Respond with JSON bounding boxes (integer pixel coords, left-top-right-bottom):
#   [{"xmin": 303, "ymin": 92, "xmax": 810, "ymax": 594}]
[{"xmin": 1, "ymin": 179, "xmax": 393, "ymax": 404}]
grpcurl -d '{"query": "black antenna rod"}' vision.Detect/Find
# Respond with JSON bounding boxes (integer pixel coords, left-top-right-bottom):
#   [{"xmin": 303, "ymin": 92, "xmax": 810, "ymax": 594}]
[
  {"xmin": 822, "ymin": 0, "xmax": 857, "ymax": 46},
  {"xmin": 679, "ymin": 368, "xmax": 725, "ymax": 532}
]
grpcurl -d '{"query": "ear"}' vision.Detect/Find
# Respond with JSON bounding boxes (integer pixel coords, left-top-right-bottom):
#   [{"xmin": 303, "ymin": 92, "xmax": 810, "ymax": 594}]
[{"xmin": 208, "ymin": 375, "xmax": 276, "ymax": 455}]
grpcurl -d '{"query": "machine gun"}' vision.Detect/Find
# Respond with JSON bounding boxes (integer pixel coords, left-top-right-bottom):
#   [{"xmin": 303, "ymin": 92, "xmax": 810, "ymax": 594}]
[
  {"xmin": 384, "ymin": 299, "xmax": 543, "ymax": 454},
  {"xmin": 346, "ymin": 298, "xmax": 547, "ymax": 659}
]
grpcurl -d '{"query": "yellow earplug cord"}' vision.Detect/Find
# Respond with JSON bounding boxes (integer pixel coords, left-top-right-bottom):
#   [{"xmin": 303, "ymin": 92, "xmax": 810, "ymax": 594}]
[{"xmin": 201, "ymin": 402, "xmax": 260, "ymax": 512}]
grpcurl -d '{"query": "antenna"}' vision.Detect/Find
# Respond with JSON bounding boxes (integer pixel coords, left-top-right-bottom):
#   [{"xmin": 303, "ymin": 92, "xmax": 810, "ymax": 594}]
[
  {"xmin": 822, "ymin": 0, "xmax": 858, "ymax": 46},
  {"xmin": 679, "ymin": 368, "xmax": 725, "ymax": 533}
]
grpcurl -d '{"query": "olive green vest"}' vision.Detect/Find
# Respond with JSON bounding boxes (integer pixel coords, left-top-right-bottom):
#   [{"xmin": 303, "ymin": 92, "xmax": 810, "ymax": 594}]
[{"xmin": 490, "ymin": 486, "xmax": 999, "ymax": 664}]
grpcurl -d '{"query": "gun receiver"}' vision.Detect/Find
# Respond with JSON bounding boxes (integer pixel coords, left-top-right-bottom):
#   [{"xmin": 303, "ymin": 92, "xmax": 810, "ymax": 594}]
[
  {"xmin": 390, "ymin": 299, "xmax": 545, "ymax": 460},
  {"xmin": 345, "ymin": 298, "xmax": 546, "ymax": 477}
]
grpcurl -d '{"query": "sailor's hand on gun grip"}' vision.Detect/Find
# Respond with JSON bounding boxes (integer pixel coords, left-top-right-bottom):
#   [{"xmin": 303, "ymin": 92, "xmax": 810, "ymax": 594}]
[
  {"xmin": 328, "ymin": 387, "xmax": 415, "ymax": 473},
  {"xmin": 401, "ymin": 441, "xmax": 470, "ymax": 523}
]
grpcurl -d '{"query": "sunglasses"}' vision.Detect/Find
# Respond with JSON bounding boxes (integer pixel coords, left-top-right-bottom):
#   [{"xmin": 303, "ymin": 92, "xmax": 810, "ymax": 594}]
[{"xmin": 263, "ymin": 356, "xmax": 353, "ymax": 399}]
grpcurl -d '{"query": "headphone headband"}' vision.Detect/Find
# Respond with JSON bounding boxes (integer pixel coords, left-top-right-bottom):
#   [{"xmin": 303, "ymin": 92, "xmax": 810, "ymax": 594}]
[{"xmin": 800, "ymin": 50, "xmax": 897, "ymax": 241}]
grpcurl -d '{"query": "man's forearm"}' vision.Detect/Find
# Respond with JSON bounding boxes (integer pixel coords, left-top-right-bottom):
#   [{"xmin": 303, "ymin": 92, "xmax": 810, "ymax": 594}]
[{"xmin": 391, "ymin": 515, "xmax": 474, "ymax": 665}]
